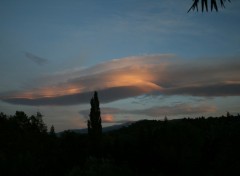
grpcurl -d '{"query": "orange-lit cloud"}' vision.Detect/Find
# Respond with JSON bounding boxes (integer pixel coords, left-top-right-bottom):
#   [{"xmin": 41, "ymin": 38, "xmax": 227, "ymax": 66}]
[
  {"xmin": 1, "ymin": 54, "xmax": 240, "ymax": 106},
  {"xmin": 1, "ymin": 55, "xmax": 169, "ymax": 101},
  {"xmin": 102, "ymin": 114, "xmax": 114, "ymax": 123}
]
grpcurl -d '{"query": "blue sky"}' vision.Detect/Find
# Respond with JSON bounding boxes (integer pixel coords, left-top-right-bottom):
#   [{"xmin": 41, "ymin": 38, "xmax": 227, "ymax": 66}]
[{"xmin": 1, "ymin": 0, "xmax": 240, "ymax": 131}]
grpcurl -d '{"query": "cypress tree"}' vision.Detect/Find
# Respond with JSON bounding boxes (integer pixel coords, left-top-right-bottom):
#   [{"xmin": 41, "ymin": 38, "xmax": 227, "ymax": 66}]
[
  {"xmin": 88, "ymin": 91, "xmax": 102, "ymax": 139},
  {"xmin": 49, "ymin": 125, "xmax": 56, "ymax": 137}
]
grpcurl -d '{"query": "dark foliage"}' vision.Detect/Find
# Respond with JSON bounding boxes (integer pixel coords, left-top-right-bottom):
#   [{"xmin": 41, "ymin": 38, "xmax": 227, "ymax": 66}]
[
  {"xmin": 188, "ymin": 0, "xmax": 231, "ymax": 12},
  {"xmin": 1, "ymin": 110, "xmax": 240, "ymax": 176},
  {"xmin": 88, "ymin": 91, "xmax": 102, "ymax": 139},
  {"xmin": 87, "ymin": 91, "xmax": 102, "ymax": 157}
]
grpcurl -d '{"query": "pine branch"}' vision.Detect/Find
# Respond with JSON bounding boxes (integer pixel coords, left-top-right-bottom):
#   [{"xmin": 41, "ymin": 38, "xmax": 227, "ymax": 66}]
[{"xmin": 188, "ymin": 0, "xmax": 231, "ymax": 12}]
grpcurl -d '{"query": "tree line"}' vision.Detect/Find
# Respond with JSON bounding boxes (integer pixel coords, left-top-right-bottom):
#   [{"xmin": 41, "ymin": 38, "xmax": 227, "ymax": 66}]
[{"xmin": 1, "ymin": 92, "xmax": 240, "ymax": 175}]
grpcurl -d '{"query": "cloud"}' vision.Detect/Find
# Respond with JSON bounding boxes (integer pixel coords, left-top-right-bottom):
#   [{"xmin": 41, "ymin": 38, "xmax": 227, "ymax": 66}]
[
  {"xmin": 134, "ymin": 104, "xmax": 217, "ymax": 117},
  {"xmin": 101, "ymin": 114, "xmax": 114, "ymax": 123},
  {"xmin": 25, "ymin": 52, "xmax": 48, "ymax": 65},
  {"xmin": 79, "ymin": 103, "xmax": 217, "ymax": 122},
  {"xmin": 1, "ymin": 54, "xmax": 240, "ymax": 106},
  {"xmin": 79, "ymin": 107, "xmax": 131, "ymax": 124},
  {"xmin": 163, "ymin": 83, "xmax": 240, "ymax": 97},
  {"xmin": 2, "ymin": 85, "xmax": 158, "ymax": 106},
  {"xmin": 79, "ymin": 107, "xmax": 122, "ymax": 119}
]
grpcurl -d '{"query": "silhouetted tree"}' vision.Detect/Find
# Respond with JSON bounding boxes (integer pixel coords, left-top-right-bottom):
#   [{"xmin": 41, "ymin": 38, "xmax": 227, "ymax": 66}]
[
  {"xmin": 49, "ymin": 125, "xmax": 56, "ymax": 137},
  {"xmin": 188, "ymin": 0, "xmax": 231, "ymax": 12},
  {"xmin": 12, "ymin": 111, "xmax": 30, "ymax": 129},
  {"xmin": 0, "ymin": 112, "xmax": 7, "ymax": 132},
  {"xmin": 31, "ymin": 112, "xmax": 47, "ymax": 133},
  {"xmin": 88, "ymin": 91, "xmax": 102, "ymax": 139},
  {"xmin": 0, "ymin": 112, "xmax": 7, "ymax": 122},
  {"xmin": 164, "ymin": 116, "xmax": 168, "ymax": 122}
]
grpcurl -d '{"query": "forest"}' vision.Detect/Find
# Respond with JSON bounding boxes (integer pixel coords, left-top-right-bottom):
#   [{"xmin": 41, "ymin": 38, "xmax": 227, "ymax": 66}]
[{"xmin": 1, "ymin": 110, "xmax": 240, "ymax": 176}]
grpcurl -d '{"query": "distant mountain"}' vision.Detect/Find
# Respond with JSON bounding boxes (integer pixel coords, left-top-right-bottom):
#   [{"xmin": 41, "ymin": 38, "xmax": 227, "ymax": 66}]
[{"xmin": 58, "ymin": 121, "xmax": 133, "ymax": 135}]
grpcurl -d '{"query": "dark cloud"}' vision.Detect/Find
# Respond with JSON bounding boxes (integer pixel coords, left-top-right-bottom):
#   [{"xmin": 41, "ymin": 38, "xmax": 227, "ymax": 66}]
[
  {"xmin": 2, "ymin": 86, "xmax": 149, "ymax": 106},
  {"xmin": 134, "ymin": 104, "xmax": 217, "ymax": 117},
  {"xmin": 3, "ymin": 91, "xmax": 91, "ymax": 106},
  {"xmin": 25, "ymin": 52, "xmax": 48, "ymax": 65},
  {"xmin": 163, "ymin": 83, "xmax": 240, "ymax": 97}
]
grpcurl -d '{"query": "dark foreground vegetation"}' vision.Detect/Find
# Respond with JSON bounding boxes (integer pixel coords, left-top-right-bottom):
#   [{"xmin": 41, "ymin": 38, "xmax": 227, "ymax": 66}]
[{"xmin": 1, "ymin": 111, "xmax": 240, "ymax": 176}]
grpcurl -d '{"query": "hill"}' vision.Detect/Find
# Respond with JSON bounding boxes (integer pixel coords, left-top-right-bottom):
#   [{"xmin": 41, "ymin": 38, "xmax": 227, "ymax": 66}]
[{"xmin": 58, "ymin": 121, "xmax": 132, "ymax": 135}]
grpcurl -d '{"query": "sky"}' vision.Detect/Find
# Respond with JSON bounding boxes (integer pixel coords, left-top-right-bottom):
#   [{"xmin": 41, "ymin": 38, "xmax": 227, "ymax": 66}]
[{"xmin": 1, "ymin": 0, "xmax": 240, "ymax": 132}]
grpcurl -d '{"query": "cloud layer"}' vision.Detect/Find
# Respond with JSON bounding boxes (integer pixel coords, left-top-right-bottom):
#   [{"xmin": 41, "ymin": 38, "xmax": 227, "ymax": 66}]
[
  {"xmin": 1, "ymin": 54, "xmax": 240, "ymax": 106},
  {"xmin": 79, "ymin": 103, "xmax": 217, "ymax": 123}
]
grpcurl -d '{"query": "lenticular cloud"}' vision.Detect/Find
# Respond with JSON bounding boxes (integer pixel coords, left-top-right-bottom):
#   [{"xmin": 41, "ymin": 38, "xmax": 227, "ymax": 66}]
[{"xmin": 2, "ymin": 54, "xmax": 240, "ymax": 106}]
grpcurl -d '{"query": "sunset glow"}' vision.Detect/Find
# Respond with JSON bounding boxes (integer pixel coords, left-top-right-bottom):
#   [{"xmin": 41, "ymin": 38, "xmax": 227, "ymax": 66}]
[
  {"xmin": 1, "ymin": 0, "xmax": 240, "ymax": 132},
  {"xmin": 102, "ymin": 114, "xmax": 114, "ymax": 123}
]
